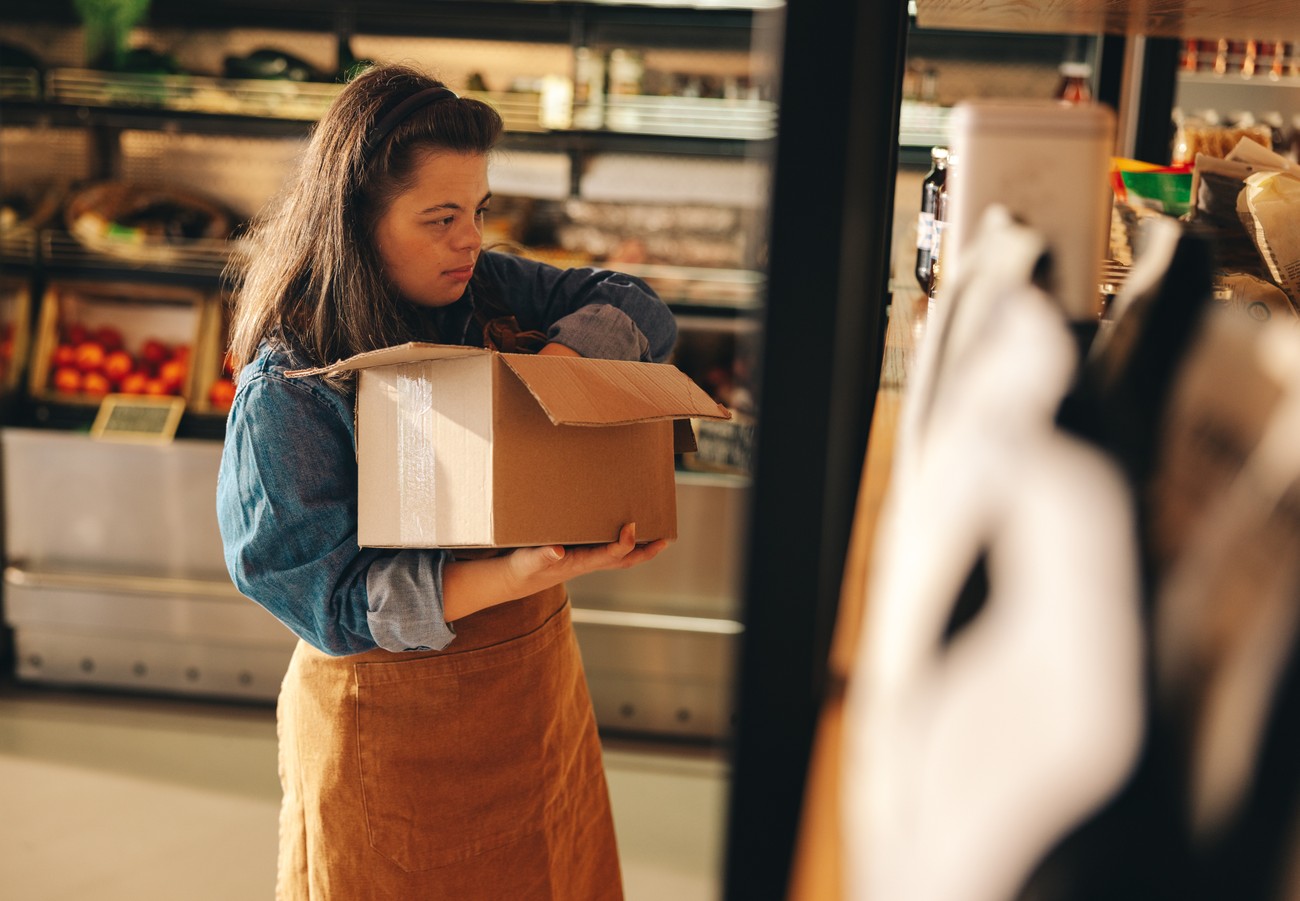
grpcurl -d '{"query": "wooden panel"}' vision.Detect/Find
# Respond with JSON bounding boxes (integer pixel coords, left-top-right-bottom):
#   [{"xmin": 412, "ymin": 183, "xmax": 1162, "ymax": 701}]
[{"xmin": 917, "ymin": 0, "xmax": 1300, "ymax": 42}]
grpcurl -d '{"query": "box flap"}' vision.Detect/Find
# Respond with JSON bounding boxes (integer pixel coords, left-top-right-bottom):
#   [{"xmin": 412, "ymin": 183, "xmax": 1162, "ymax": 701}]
[
  {"xmin": 499, "ymin": 354, "xmax": 731, "ymax": 426},
  {"xmin": 286, "ymin": 342, "xmax": 487, "ymax": 378}
]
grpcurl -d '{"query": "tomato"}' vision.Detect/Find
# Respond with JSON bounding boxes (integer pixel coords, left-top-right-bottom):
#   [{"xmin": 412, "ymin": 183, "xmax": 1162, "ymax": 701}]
[
  {"xmin": 118, "ymin": 371, "xmax": 148, "ymax": 395},
  {"xmin": 81, "ymin": 371, "xmax": 111, "ymax": 397},
  {"xmin": 158, "ymin": 358, "xmax": 188, "ymax": 392},
  {"xmin": 143, "ymin": 377, "xmax": 170, "ymax": 396},
  {"xmin": 93, "ymin": 325, "xmax": 124, "ymax": 352},
  {"xmin": 208, "ymin": 378, "xmax": 236, "ymax": 408},
  {"xmin": 140, "ymin": 339, "xmax": 170, "ymax": 369},
  {"xmin": 52, "ymin": 344, "xmax": 77, "ymax": 369},
  {"xmin": 74, "ymin": 341, "xmax": 106, "ymax": 373},
  {"xmin": 102, "ymin": 349, "xmax": 135, "ymax": 384},
  {"xmin": 63, "ymin": 323, "xmax": 87, "ymax": 345},
  {"xmin": 52, "ymin": 366, "xmax": 82, "ymax": 394}
]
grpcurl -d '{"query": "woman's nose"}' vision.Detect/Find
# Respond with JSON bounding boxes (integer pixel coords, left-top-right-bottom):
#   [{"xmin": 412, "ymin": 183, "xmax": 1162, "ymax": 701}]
[{"xmin": 455, "ymin": 216, "xmax": 483, "ymax": 251}]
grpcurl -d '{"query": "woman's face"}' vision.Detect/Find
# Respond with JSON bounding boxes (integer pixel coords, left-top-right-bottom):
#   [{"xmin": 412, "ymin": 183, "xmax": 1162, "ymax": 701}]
[{"xmin": 374, "ymin": 150, "xmax": 491, "ymax": 308}]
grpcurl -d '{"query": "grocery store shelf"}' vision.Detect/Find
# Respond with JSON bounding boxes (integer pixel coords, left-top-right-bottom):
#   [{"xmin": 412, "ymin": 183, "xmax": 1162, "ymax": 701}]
[
  {"xmin": 915, "ymin": 0, "xmax": 1300, "ymax": 42},
  {"xmin": 42, "ymin": 230, "xmax": 231, "ymax": 284},
  {"xmin": 621, "ymin": 263, "xmax": 765, "ymax": 311},
  {"xmin": 0, "ymin": 66, "xmax": 39, "ymax": 101},
  {"xmin": 898, "ymin": 99, "xmax": 951, "ymax": 150}
]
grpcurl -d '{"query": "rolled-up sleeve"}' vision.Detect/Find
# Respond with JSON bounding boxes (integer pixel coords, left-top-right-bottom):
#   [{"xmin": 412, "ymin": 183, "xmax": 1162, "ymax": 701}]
[{"xmin": 365, "ymin": 551, "xmax": 456, "ymax": 652}]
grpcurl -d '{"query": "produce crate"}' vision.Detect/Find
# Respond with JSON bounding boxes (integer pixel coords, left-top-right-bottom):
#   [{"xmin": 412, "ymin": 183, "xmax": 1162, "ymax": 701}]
[
  {"xmin": 191, "ymin": 293, "xmax": 236, "ymax": 416},
  {"xmin": 0, "ymin": 276, "xmax": 34, "ymax": 394},
  {"xmin": 29, "ymin": 281, "xmax": 206, "ymax": 406}
]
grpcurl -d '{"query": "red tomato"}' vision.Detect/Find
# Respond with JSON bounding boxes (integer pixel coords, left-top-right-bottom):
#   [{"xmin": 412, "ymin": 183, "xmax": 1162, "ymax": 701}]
[
  {"xmin": 52, "ymin": 344, "xmax": 77, "ymax": 369},
  {"xmin": 158, "ymin": 358, "xmax": 188, "ymax": 392},
  {"xmin": 208, "ymin": 378, "xmax": 236, "ymax": 408},
  {"xmin": 143, "ymin": 377, "xmax": 170, "ymax": 396},
  {"xmin": 52, "ymin": 366, "xmax": 82, "ymax": 394},
  {"xmin": 93, "ymin": 325, "xmax": 124, "ymax": 352},
  {"xmin": 74, "ymin": 341, "xmax": 106, "ymax": 373},
  {"xmin": 102, "ymin": 350, "xmax": 135, "ymax": 384},
  {"xmin": 81, "ymin": 371, "xmax": 111, "ymax": 397},
  {"xmin": 118, "ymin": 371, "xmax": 148, "ymax": 395},
  {"xmin": 63, "ymin": 323, "xmax": 87, "ymax": 345},
  {"xmin": 140, "ymin": 339, "xmax": 170, "ymax": 369}
]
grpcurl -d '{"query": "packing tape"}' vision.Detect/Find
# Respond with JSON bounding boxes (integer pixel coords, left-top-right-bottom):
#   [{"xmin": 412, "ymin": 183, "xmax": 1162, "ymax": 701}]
[{"xmin": 395, "ymin": 368, "xmax": 436, "ymax": 543}]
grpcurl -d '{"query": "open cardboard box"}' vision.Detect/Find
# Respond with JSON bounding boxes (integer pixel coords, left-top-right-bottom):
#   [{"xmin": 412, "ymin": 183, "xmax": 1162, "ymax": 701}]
[{"xmin": 291, "ymin": 342, "xmax": 731, "ymax": 548}]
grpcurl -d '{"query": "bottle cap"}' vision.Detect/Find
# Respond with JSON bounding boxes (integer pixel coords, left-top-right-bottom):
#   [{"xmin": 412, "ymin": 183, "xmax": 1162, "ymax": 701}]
[{"xmin": 1059, "ymin": 61, "xmax": 1093, "ymax": 78}]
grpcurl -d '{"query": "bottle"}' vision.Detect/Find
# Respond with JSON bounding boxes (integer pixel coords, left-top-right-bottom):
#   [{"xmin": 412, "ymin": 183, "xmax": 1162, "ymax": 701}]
[
  {"xmin": 915, "ymin": 147, "xmax": 949, "ymax": 293},
  {"xmin": 1055, "ymin": 62, "xmax": 1093, "ymax": 104},
  {"xmin": 927, "ymin": 172, "xmax": 950, "ymax": 307}
]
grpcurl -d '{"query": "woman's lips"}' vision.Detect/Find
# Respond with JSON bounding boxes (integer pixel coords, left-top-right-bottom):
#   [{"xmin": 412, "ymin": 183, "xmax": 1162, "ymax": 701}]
[{"xmin": 444, "ymin": 264, "xmax": 475, "ymax": 282}]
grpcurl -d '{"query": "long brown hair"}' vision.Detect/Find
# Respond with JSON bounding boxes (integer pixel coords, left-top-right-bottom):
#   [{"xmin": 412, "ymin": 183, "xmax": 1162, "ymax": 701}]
[{"xmin": 224, "ymin": 63, "xmax": 504, "ymax": 381}]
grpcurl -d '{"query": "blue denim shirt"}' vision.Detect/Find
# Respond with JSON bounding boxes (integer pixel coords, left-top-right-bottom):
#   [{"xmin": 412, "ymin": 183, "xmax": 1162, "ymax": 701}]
[{"xmin": 216, "ymin": 252, "xmax": 676, "ymax": 656}]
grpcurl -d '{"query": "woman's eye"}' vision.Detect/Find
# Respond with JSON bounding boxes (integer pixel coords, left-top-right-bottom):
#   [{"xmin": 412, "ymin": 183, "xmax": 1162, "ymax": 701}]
[{"xmin": 475, "ymin": 207, "xmax": 489, "ymax": 219}]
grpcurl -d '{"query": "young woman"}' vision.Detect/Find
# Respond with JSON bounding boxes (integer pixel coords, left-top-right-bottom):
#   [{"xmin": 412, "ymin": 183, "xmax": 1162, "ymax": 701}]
[{"xmin": 216, "ymin": 63, "xmax": 676, "ymax": 900}]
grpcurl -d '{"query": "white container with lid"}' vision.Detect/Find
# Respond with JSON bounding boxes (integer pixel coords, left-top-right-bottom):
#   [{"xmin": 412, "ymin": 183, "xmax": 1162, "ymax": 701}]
[{"xmin": 942, "ymin": 99, "xmax": 1115, "ymax": 321}]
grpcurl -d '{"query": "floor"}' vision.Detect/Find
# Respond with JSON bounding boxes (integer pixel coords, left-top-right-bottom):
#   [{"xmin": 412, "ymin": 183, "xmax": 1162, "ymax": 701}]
[{"xmin": 0, "ymin": 682, "xmax": 730, "ymax": 901}]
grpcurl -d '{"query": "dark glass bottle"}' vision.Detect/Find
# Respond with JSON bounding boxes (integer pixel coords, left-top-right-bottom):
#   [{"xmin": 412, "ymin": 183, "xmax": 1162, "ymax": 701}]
[
  {"xmin": 915, "ymin": 146, "xmax": 949, "ymax": 293},
  {"xmin": 927, "ymin": 175, "xmax": 949, "ymax": 304}
]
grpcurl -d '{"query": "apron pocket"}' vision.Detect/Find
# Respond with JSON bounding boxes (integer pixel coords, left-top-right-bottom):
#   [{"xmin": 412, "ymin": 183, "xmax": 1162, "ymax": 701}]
[{"xmin": 354, "ymin": 625, "xmax": 565, "ymax": 872}]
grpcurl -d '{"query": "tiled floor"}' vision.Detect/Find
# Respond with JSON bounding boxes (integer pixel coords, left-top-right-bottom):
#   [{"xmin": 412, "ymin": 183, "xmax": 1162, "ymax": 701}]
[{"xmin": 0, "ymin": 684, "xmax": 730, "ymax": 900}]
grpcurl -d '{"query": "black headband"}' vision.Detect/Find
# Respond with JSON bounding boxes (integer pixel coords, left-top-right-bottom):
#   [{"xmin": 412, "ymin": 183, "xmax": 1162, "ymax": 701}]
[{"xmin": 363, "ymin": 86, "xmax": 459, "ymax": 160}]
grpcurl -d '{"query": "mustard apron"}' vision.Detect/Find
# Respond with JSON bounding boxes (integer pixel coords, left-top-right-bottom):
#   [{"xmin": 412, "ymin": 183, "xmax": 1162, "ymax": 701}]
[{"xmin": 275, "ymin": 585, "xmax": 623, "ymax": 900}]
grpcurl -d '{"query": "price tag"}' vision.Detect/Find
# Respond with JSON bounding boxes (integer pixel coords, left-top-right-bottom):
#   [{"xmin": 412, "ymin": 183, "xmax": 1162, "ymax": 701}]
[{"xmin": 90, "ymin": 394, "xmax": 186, "ymax": 444}]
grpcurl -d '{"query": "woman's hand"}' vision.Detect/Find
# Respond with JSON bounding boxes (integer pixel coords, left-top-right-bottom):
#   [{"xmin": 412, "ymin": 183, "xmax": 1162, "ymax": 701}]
[
  {"xmin": 441, "ymin": 523, "xmax": 668, "ymax": 621},
  {"xmin": 537, "ymin": 341, "xmax": 581, "ymax": 357},
  {"xmin": 507, "ymin": 523, "xmax": 668, "ymax": 589}
]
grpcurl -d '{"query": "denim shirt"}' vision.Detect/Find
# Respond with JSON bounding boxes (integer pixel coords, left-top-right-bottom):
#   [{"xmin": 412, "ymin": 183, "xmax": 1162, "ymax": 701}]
[{"xmin": 216, "ymin": 252, "xmax": 676, "ymax": 656}]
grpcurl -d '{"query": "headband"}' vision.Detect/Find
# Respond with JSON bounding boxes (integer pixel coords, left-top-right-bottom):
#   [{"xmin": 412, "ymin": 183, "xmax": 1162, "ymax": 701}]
[{"xmin": 363, "ymin": 86, "xmax": 459, "ymax": 160}]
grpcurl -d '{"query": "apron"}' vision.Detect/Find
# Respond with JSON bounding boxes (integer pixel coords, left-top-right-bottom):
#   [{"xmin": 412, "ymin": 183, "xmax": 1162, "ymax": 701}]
[{"xmin": 275, "ymin": 584, "xmax": 623, "ymax": 900}]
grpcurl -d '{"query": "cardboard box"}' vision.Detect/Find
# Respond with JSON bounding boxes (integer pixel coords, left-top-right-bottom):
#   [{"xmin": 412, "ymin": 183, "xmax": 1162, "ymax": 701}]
[{"xmin": 292, "ymin": 342, "xmax": 731, "ymax": 548}]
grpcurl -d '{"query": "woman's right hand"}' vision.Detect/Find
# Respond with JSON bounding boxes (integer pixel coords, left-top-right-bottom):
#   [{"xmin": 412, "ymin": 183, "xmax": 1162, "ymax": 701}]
[
  {"xmin": 507, "ymin": 523, "xmax": 668, "ymax": 590},
  {"xmin": 441, "ymin": 523, "xmax": 668, "ymax": 621}
]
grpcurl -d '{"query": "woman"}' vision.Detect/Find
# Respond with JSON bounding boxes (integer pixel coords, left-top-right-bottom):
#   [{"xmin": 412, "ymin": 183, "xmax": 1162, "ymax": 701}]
[{"xmin": 216, "ymin": 63, "xmax": 676, "ymax": 900}]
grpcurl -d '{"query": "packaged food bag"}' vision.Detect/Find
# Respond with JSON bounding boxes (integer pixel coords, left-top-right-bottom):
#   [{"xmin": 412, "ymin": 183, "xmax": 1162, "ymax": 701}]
[{"xmin": 1237, "ymin": 170, "xmax": 1300, "ymax": 304}]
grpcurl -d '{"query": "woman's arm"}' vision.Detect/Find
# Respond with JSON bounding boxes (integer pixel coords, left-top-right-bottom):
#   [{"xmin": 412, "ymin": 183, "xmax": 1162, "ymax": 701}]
[
  {"xmin": 482, "ymin": 251, "xmax": 677, "ymax": 362},
  {"xmin": 442, "ymin": 523, "xmax": 668, "ymax": 621},
  {"xmin": 218, "ymin": 363, "xmax": 456, "ymax": 656}
]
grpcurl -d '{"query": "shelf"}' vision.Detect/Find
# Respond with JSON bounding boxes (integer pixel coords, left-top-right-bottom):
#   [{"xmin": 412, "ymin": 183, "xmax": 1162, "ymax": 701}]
[
  {"xmin": 1, "ymin": 0, "xmax": 761, "ymax": 46},
  {"xmin": 8, "ymin": 67, "xmax": 775, "ymax": 152},
  {"xmin": 915, "ymin": 0, "xmax": 1300, "ymax": 42},
  {"xmin": 0, "ymin": 66, "xmax": 39, "ymax": 101},
  {"xmin": 576, "ymin": 95, "xmax": 776, "ymax": 141},
  {"xmin": 898, "ymin": 100, "xmax": 951, "ymax": 150},
  {"xmin": 42, "ymin": 230, "xmax": 231, "ymax": 286},
  {"xmin": 621, "ymin": 263, "xmax": 765, "ymax": 311},
  {"xmin": 1179, "ymin": 70, "xmax": 1300, "ymax": 91}
]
